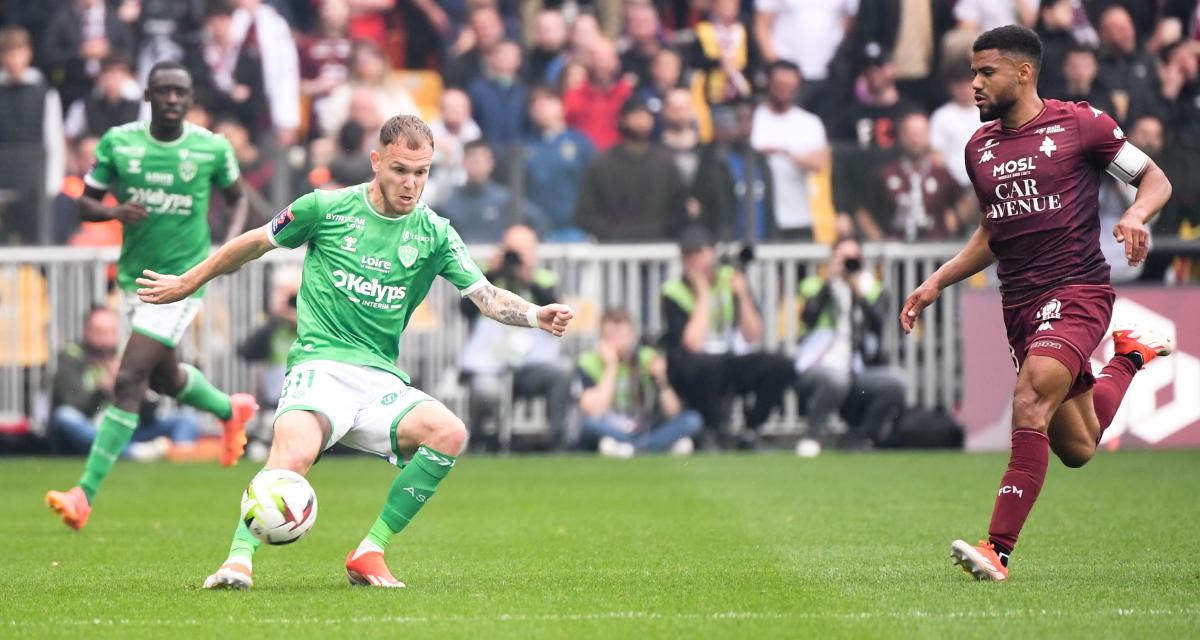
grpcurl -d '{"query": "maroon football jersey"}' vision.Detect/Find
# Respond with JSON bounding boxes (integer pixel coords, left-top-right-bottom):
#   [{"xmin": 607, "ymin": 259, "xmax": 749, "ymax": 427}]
[{"xmin": 964, "ymin": 99, "xmax": 1140, "ymax": 304}]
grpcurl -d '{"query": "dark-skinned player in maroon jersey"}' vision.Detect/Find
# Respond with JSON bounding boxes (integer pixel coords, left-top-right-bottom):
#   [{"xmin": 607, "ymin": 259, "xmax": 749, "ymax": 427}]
[{"xmin": 900, "ymin": 25, "xmax": 1175, "ymax": 581}]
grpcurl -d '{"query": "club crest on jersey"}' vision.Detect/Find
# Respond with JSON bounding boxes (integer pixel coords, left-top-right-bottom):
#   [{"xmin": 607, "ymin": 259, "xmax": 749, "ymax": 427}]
[
  {"xmin": 1039, "ymin": 136, "xmax": 1057, "ymax": 158},
  {"xmin": 1036, "ymin": 298, "xmax": 1062, "ymax": 322},
  {"xmin": 397, "ymin": 245, "xmax": 419, "ymax": 268},
  {"xmin": 271, "ymin": 207, "xmax": 294, "ymax": 234},
  {"xmin": 178, "ymin": 159, "xmax": 198, "ymax": 183}
]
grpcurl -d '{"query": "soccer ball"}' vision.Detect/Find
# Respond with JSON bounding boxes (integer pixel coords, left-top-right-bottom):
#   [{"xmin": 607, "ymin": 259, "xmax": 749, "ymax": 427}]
[{"xmin": 240, "ymin": 469, "xmax": 318, "ymax": 544}]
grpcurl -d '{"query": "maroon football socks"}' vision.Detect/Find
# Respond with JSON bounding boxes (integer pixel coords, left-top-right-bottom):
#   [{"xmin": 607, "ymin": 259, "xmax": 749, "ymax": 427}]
[
  {"xmin": 987, "ymin": 428, "xmax": 1050, "ymax": 562},
  {"xmin": 1092, "ymin": 353, "xmax": 1140, "ymax": 440}
]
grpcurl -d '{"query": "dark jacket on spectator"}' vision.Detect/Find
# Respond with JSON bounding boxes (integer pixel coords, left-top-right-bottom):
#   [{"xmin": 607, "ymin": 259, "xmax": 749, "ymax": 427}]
[
  {"xmin": 40, "ymin": 6, "xmax": 134, "ymax": 109},
  {"xmin": 575, "ymin": 142, "xmax": 689, "ymax": 241},
  {"xmin": 439, "ymin": 180, "xmax": 550, "ymax": 243},
  {"xmin": 467, "ymin": 75, "xmax": 529, "ymax": 148},
  {"xmin": 692, "ymin": 143, "xmax": 776, "ymax": 242},
  {"xmin": 524, "ymin": 127, "xmax": 595, "ymax": 239}
]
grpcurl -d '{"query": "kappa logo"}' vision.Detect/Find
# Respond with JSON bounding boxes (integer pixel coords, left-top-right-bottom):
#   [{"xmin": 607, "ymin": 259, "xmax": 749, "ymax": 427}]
[
  {"xmin": 1113, "ymin": 126, "xmax": 1125, "ymax": 139},
  {"xmin": 340, "ymin": 235, "xmax": 358, "ymax": 252},
  {"xmin": 1039, "ymin": 135, "xmax": 1057, "ymax": 158},
  {"xmin": 979, "ymin": 149, "xmax": 995, "ymax": 164},
  {"xmin": 1037, "ymin": 322, "xmax": 1054, "ymax": 332},
  {"xmin": 397, "ymin": 245, "xmax": 419, "ymax": 268}
]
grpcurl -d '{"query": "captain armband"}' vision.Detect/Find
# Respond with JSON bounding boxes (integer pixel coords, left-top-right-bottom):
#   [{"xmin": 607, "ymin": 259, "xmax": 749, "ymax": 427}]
[{"xmin": 1106, "ymin": 142, "xmax": 1150, "ymax": 185}]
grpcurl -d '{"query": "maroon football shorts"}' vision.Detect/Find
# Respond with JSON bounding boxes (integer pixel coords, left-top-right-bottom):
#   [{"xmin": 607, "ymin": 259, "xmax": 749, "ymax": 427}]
[{"xmin": 1002, "ymin": 284, "xmax": 1115, "ymax": 400}]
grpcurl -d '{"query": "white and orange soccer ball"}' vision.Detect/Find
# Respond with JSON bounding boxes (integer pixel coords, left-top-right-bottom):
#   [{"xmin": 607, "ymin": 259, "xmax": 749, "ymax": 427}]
[{"xmin": 240, "ymin": 469, "xmax": 318, "ymax": 545}]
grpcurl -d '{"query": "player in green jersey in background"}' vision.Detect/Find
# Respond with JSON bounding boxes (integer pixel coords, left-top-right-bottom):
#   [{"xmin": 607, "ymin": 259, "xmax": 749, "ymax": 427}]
[
  {"xmin": 46, "ymin": 61, "xmax": 259, "ymax": 531},
  {"xmin": 137, "ymin": 114, "xmax": 574, "ymax": 590}
]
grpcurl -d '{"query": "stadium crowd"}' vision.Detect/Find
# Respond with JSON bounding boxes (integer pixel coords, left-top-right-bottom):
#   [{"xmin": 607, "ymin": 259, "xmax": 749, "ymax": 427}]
[{"xmin": 3, "ymin": 0, "xmax": 1200, "ymax": 456}]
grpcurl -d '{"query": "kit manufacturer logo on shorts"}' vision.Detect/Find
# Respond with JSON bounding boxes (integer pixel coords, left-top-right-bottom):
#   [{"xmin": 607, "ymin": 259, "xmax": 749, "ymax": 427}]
[{"xmin": 397, "ymin": 245, "xmax": 418, "ymax": 268}]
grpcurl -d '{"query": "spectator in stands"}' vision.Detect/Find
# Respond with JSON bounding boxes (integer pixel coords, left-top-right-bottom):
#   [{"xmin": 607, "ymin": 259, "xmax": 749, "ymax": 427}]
[
  {"xmin": 1035, "ymin": 0, "xmax": 1078, "ymax": 99},
  {"xmin": 1061, "ymin": 45, "xmax": 1117, "ymax": 119},
  {"xmin": 564, "ymin": 37, "xmax": 634, "ymax": 151},
  {"xmin": 849, "ymin": 0, "xmax": 957, "ymax": 111},
  {"xmin": 427, "ymin": 88, "xmax": 482, "ymax": 207},
  {"xmin": 124, "ymin": 0, "xmax": 201, "ymax": 87},
  {"xmin": 0, "ymin": 26, "xmax": 64, "ymax": 243},
  {"xmin": 440, "ymin": 140, "xmax": 549, "ymax": 242},
  {"xmin": 298, "ymin": 0, "xmax": 354, "ymax": 136},
  {"xmin": 619, "ymin": 1, "xmax": 665, "ymax": 88},
  {"xmin": 467, "ymin": 40, "xmax": 529, "ymax": 149},
  {"xmin": 229, "ymin": 0, "xmax": 301, "ymax": 145},
  {"xmin": 929, "ymin": 65, "xmax": 981, "ymax": 189},
  {"xmin": 238, "ymin": 267, "xmax": 300, "ymax": 412},
  {"xmin": 1130, "ymin": 41, "xmax": 1200, "ymax": 146},
  {"xmin": 444, "ymin": 5, "xmax": 507, "ymax": 88},
  {"xmin": 212, "ymin": 118, "xmax": 274, "ymax": 229},
  {"xmin": 39, "ymin": 0, "xmax": 135, "ymax": 110},
  {"xmin": 831, "ymin": 42, "xmax": 915, "ymax": 215},
  {"xmin": 857, "ymin": 111, "xmax": 964, "ymax": 241},
  {"xmin": 187, "ymin": 4, "xmax": 268, "ymax": 137},
  {"xmin": 49, "ymin": 306, "xmax": 199, "ymax": 461},
  {"xmin": 578, "ymin": 308, "xmax": 702, "ymax": 458},
  {"xmin": 953, "ymin": 0, "xmax": 1037, "ymax": 33},
  {"xmin": 753, "ymin": 0, "xmax": 857, "ymax": 116},
  {"xmin": 321, "ymin": 121, "xmax": 375, "ymax": 188},
  {"xmin": 575, "ymin": 97, "xmax": 689, "ymax": 241},
  {"xmin": 527, "ymin": 9, "xmax": 569, "ymax": 86},
  {"xmin": 661, "ymin": 224, "xmax": 795, "ymax": 450},
  {"xmin": 63, "ymin": 54, "xmax": 141, "ymax": 142},
  {"xmin": 794, "ymin": 236, "xmax": 906, "ymax": 455},
  {"xmin": 460, "ymin": 225, "xmax": 573, "ymax": 452},
  {"xmin": 57, "ymin": 136, "xmax": 119, "ymax": 245},
  {"xmin": 315, "ymin": 40, "xmax": 419, "ymax": 139},
  {"xmin": 694, "ymin": 101, "xmax": 775, "ymax": 242},
  {"xmin": 690, "ymin": 0, "xmax": 757, "ymax": 107},
  {"xmin": 833, "ymin": 42, "xmax": 914, "ymax": 152},
  {"xmin": 1097, "ymin": 4, "xmax": 1159, "ymax": 122},
  {"xmin": 750, "ymin": 61, "xmax": 828, "ymax": 241},
  {"xmin": 525, "ymin": 87, "xmax": 595, "ymax": 242},
  {"xmin": 661, "ymin": 88, "xmax": 702, "ymax": 205}
]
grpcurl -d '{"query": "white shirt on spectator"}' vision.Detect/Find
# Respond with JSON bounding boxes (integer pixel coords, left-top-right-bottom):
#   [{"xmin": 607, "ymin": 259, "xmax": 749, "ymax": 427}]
[
  {"xmin": 756, "ymin": 0, "xmax": 858, "ymax": 81},
  {"xmin": 954, "ymin": 0, "xmax": 1036, "ymax": 32},
  {"xmin": 425, "ymin": 118, "xmax": 482, "ymax": 207},
  {"xmin": 231, "ymin": 3, "xmax": 301, "ymax": 132},
  {"xmin": 929, "ymin": 100, "xmax": 983, "ymax": 187},
  {"xmin": 750, "ymin": 104, "xmax": 827, "ymax": 230}
]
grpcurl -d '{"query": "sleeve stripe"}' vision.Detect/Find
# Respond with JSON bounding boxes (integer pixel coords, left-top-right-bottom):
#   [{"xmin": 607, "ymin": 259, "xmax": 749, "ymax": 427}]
[
  {"xmin": 1106, "ymin": 141, "xmax": 1150, "ymax": 185},
  {"xmin": 458, "ymin": 277, "xmax": 489, "ymax": 298},
  {"xmin": 83, "ymin": 174, "xmax": 108, "ymax": 190}
]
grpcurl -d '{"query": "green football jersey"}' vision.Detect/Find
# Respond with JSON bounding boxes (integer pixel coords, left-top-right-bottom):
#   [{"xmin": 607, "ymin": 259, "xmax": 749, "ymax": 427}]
[
  {"xmin": 268, "ymin": 184, "xmax": 486, "ymax": 381},
  {"xmin": 85, "ymin": 121, "xmax": 240, "ymax": 294}
]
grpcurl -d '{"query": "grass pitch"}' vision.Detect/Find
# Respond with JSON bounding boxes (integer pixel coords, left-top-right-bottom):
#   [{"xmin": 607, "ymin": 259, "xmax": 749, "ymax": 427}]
[{"xmin": 2, "ymin": 450, "xmax": 1198, "ymax": 639}]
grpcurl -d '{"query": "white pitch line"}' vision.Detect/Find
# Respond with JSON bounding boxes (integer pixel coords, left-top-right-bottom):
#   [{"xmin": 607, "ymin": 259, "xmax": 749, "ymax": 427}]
[{"xmin": 5, "ymin": 608, "xmax": 1200, "ymax": 628}]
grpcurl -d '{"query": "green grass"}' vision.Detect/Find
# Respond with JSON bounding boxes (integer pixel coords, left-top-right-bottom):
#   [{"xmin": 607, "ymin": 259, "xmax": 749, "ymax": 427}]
[{"xmin": 2, "ymin": 451, "xmax": 1198, "ymax": 639}]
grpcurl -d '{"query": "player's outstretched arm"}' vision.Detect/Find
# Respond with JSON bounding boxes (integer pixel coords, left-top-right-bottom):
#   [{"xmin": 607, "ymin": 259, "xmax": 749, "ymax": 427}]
[
  {"xmin": 467, "ymin": 283, "xmax": 574, "ymax": 337},
  {"xmin": 135, "ymin": 227, "xmax": 276, "ymax": 304},
  {"xmin": 1113, "ymin": 160, "xmax": 1172, "ymax": 267},
  {"xmin": 900, "ymin": 224, "xmax": 995, "ymax": 334}
]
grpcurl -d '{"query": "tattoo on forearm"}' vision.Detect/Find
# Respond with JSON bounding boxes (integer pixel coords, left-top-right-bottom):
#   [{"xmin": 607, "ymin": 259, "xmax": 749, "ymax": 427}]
[{"xmin": 470, "ymin": 284, "xmax": 532, "ymax": 327}]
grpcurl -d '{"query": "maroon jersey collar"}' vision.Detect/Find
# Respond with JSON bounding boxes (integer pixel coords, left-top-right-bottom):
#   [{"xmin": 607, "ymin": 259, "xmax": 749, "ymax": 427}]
[{"xmin": 999, "ymin": 100, "xmax": 1048, "ymax": 133}]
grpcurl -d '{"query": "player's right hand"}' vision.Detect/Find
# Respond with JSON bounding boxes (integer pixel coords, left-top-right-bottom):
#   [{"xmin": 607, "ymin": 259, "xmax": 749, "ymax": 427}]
[
  {"xmin": 900, "ymin": 282, "xmax": 941, "ymax": 335},
  {"xmin": 135, "ymin": 270, "xmax": 193, "ymax": 305},
  {"xmin": 112, "ymin": 201, "xmax": 148, "ymax": 225}
]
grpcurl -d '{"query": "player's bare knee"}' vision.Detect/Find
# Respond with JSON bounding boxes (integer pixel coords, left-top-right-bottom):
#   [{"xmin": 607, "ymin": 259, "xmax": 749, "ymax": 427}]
[
  {"xmin": 266, "ymin": 440, "xmax": 318, "ymax": 474},
  {"xmin": 113, "ymin": 366, "xmax": 151, "ymax": 407},
  {"xmin": 1011, "ymin": 384, "xmax": 1055, "ymax": 430},
  {"xmin": 424, "ymin": 415, "xmax": 468, "ymax": 455},
  {"xmin": 1057, "ymin": 440, "xmax": 1095, "ymax": 468}
]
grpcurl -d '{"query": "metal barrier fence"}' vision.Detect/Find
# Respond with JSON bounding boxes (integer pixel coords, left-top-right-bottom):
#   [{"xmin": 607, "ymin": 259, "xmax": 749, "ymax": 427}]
[{"xmin": 0, "ymin": 242, "xmax": 965, "ymax": 431}]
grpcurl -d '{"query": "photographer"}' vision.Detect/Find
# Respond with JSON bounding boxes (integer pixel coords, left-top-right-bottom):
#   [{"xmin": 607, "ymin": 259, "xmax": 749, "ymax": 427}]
[
  {"xmin": 794, "ymin": 237, "xmax": 906, "ymax": 455},
  {"xmin": 660, "ymin": 224, "xmax": 795, "ymax": 449},
  {"xmin": 459, "ymin": 225, "xmax": 573, "ymax": 451}
]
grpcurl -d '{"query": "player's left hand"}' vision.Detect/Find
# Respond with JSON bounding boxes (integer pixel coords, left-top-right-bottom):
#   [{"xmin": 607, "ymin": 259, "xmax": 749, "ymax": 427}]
[
  {"xmin": 135, "ymin": 270, "xmax": 194, "ymax": 305},
  {"xmin": 537, "ymin": 303, "xmax": 574, "ymax": 337},
  {"xmin": 1113, "ymin": 212, "xmax": 1150, "ymax": 267}
]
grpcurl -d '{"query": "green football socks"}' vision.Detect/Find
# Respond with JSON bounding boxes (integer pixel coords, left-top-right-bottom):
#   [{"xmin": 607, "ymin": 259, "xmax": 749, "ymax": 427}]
[
  {"xmin": 77, "ymin": 406, "xmax": 139, "ymax": 502},
  {"xmin": 176, "ymin": 364, "xmax": 232, "ymax": 420},
  {"xmin": 226, "ymin": 520, "xmax": 263, "ymax": 568},
  {"xmin": 364, "ymin": 446, "xmax": 457, "ymax": 549}
]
